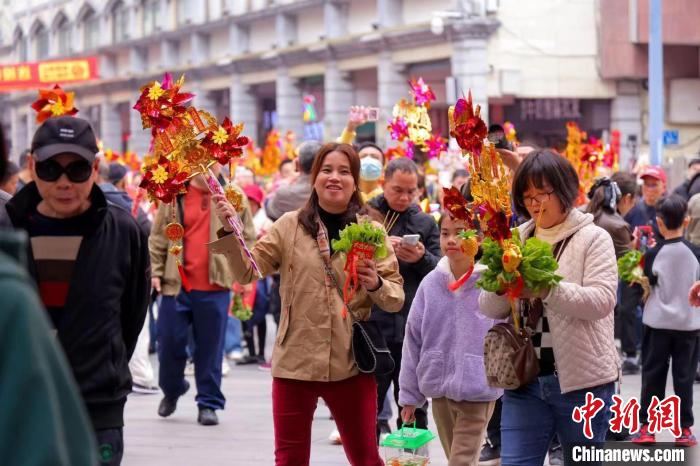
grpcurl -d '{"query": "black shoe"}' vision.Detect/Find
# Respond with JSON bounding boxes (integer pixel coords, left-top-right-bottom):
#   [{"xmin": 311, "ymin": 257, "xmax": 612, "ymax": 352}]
[
  {"xmin": 157, "ymin": 380, "xmax": 189, "ymax": 417},
  {"xmin": 479, "ymin": 441, "xmax": 500, "ymax": 464},
  {"xmin": 378, "ymin": 420, "xmax": 391, "ymax": 436},
  {"xmin": 197, "ymin": 407, "xmax": 219, "ymax": 426},
  {"xmin": 548, "ymin": 445, "xmax": 564, "ymax": 465},
  {"xmin": 235, "ymin": 354, "xmax": 262, "ymax": 365},
  {"xmin": 695, "ymin": 365, "xmax": 700, "ymax": 383},
  {"xmin": 621, "ymin": 360, "xmax": 640, "ymax": 375}
]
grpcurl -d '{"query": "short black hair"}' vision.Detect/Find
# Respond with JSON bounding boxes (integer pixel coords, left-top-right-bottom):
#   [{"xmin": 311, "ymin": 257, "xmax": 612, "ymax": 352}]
[
  {"xmin": 452, "ymin": 169, "xmax": 469, "ymax": 182},
  {"xmin": 357, "ymin": 142, "xmax": 385, "ymax": 166},
  {"xmin": 1, "ymin": 161, "xmax": 19, "ymax": 184},
  {"xmin": 689, "ymin": 157, "xmax": 700, "ymax": 168},
  {"xmin": 655, "ymin": 195, "xmax": 688, "ymax": 230},
  {"xmin": 385, "ymin": 157, "xmax": 418, "ymax": 180},
  {"xmin": 511, "ymin": 149, "xmax": 579, "ymax": 219},
  {"xmin": 610, "ymin": 171, "xmax": 637, "ymax": 197}
]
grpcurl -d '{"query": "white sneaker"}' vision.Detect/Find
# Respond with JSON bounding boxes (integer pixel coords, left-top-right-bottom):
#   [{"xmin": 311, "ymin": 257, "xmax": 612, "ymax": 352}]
[
  {"xmin": 227, "ymin": 349, "xmax": 243, "ymax": 361},
  {"xmin": 222, "ymin": 359, "xmax": 230, "ymax": 377},
  {"xmin": 184, "ymin": 361, "xmax": 195, "ymax": 376},
  {"xmin": 328, "ymin": 428, "xmax": 342, "ymax": 445}
]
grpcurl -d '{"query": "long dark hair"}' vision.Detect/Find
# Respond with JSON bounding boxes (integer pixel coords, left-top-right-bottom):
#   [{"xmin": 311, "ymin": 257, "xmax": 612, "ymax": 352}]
[
  {"xmin": 298, "ymin": 143, "xmax": 364, "ymax": 237},
  {"xmin": 586, "ymin": 178, "xmax": 621, "ymax": 221}
]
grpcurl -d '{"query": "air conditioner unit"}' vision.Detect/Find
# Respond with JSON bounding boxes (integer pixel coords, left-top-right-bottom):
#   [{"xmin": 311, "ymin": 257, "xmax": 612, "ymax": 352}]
[{"xmin": 669, "ymin": 79, "xmax": 700, "ymax": 124}]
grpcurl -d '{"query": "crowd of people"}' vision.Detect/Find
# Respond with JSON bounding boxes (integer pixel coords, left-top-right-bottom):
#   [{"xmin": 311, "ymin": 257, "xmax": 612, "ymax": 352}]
[{"xmin": 2, "ymin": 106, "xmax": 700, "ymax": 466}]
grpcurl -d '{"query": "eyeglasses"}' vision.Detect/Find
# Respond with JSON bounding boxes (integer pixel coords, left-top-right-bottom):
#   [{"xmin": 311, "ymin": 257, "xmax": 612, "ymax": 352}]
[
  {"xmin": 523, "ymin": 191, "xmax": 553, "ymax": 206},
  {"xmin": 35, "ymin": 159, "xmax": 93, "ymax": 183}
]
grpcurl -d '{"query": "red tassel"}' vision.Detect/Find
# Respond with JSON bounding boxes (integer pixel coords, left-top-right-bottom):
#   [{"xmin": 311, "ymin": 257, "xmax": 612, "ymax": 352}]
[
  {"xmin": 177, "ymin": 261, "xmax": 191, "ymax": 292},
  {"xmin": 448, "ymin": 265, "xmax": 474, "ymax": 292}
]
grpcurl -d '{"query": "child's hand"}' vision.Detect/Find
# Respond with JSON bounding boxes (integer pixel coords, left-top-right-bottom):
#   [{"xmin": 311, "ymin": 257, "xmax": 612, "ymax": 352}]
[
  {"xmin": 689, "ymin": 281, "xmax": 700, "ymax": 307},
  {"xmin": 401, "ymin": 405, "xmax": 416, "ymax": 425}
]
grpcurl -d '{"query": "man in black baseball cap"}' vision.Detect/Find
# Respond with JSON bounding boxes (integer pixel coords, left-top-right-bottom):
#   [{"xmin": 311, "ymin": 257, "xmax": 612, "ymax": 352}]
[{"xmin": 0, "ymin": 115, "xmax": 150, "ymax": 466}]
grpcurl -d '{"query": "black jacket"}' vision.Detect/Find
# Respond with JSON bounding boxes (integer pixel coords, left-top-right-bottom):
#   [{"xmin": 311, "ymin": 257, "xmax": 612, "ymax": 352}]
[
  {"xmin": 367, "ymin": 195, "xmax": 441, "ymax": 343},
  {"xmin": 2, "ymin": 183, "xmax": 150, "ymax": 430}
]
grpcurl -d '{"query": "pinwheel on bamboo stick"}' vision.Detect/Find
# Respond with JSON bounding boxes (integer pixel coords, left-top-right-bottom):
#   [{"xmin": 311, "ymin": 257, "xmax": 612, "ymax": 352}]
[
  {"xmin": 447, "ymin": 91, "xmax": 562, "ymax": 329},
  {"xmin": 386, "ymin": 77, "xmax": 436, "ymax": 158},
  {"xmin": 31, "ymin": 84, "xmax": 79, "ymax": 123},
  {"xmin": 133, "ymin": 73, "xmax": 261, "ymax": 283}
]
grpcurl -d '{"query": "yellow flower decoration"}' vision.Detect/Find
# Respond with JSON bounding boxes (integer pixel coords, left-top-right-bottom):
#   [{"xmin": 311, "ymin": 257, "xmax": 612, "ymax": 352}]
[
  {"xmin": 152, "ymin": 165, "xmax": 169, "ymax": 184},
  {"xmin": 213, "ymin": 126, "xmax": 229, "ymax": 145},
  {"xmin": 148, "ymin": 82, "xmax": 165, "ymax": 101},
  {"xmin": 51, "ymin": 99, "xmax": 65, "ymax": 116}
]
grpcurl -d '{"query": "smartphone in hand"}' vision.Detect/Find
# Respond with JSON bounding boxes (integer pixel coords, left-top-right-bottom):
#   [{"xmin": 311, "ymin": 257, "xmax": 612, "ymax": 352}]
[{"xmin": 402, "ymin": 234, "xmax": 420, "ymax": 246}]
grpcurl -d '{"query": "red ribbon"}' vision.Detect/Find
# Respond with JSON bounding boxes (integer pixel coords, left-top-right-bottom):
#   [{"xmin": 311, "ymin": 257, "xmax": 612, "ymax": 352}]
[
  {"xmin": 505, "ymin": 274, "xmax": 524, "ymax": 300},
  {"xmin": 448, "ymin": 264, "xmax": 475, "ymax": 292},
  {"xmin": 341, "ymin": 242, "xmax": 375, "ymax": 319},
  {"xmin": 177, "ymin": 260, "xmax": 191, "ymax": 292}
]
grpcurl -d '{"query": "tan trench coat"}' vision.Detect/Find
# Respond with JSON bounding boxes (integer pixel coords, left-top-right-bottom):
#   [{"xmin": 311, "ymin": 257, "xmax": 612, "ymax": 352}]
[{"xmin": 209, "ymin": 210, "xmax": 405, "ymax": 382}]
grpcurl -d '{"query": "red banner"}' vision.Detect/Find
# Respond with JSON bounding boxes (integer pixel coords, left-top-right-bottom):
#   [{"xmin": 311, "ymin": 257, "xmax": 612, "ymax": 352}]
[{"xmin": 0, "ymin": 57, "xmax": 99, "ymax": 93}]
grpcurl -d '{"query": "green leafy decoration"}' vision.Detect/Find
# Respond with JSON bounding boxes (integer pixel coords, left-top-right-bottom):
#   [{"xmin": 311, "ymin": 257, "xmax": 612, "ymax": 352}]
[
  {"xmin": 331, "ymin": 220, "xmax": 388, "ymax": 259},
  {"xmin": 476, "ymin": 229, "xmax": 562, "ymax": 293},
  {"xmin": 457, "ymin": 229, "xmax": 477, "ymax": 240},
  {"xmin": 618, "ymin": 250, "xmax": 644, "ymax": 283}
]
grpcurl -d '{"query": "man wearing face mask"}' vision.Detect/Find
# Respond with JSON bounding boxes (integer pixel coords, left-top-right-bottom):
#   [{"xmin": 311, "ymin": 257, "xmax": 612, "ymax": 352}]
[
  {"xmin": 0, "ymin": 116, "xmax": 150, "ymax": 465},
  {"xmin": 359, "ymin": 156, "xmax": 384, "ymax": 202},
  {"xmin": 366, "ymin": 157, "xmax": 441, "ymax": 437}
]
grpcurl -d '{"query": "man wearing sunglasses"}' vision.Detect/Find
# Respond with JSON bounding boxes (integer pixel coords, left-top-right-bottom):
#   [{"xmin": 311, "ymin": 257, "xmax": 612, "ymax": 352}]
[{"xmin": 0, "ymin": 116, "xmax": 150, "ymax": 466}]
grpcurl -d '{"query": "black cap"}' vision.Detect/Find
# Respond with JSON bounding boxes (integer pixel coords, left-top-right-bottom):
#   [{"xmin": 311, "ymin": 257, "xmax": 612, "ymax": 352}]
[{"xmin": 31, "ymin": 116, "xmax": 99, "ymax": 163}]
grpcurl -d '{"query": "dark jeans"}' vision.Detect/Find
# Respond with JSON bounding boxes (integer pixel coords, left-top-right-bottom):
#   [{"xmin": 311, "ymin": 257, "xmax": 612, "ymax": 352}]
[
  {"xmin": 616, "ymin": 282, "xmax": 643, "ymax": 357},
  {"xmin": 640, "ymin": 326, "xmax": 700, "ymax": 427},
  {"xmin": 243, "ymin": 279, "xmax": 270, "ymax": 359},
  {"xmin": 158, "ymin": 290, "xmax": 230, "ymax": 410},
  {"xmin": 376, "ymin": 342, "xmax": 428, "ymax": 431},
  {"xmin": 96, "ymin": 428, "xmax": 123, "ymax": 466},
  {"xmin": 485, "ymin": 397, "xmax": 502, "ymax": 448},
  {"xmin": 501, "ymin": 376, "xmax": 614, "ymax": 466}
]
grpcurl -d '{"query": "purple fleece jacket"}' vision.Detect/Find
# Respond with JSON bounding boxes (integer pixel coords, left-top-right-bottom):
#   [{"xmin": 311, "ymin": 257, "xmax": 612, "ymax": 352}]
[{"xmin": 398, "ymin": 257, "xmax": 503, "ymax": 407}]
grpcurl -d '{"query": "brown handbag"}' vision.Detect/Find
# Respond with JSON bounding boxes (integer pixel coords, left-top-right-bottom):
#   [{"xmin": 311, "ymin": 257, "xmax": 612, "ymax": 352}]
[{"xmin": 482, "ymin": 231, "xmax": 575, "ymax": 389}]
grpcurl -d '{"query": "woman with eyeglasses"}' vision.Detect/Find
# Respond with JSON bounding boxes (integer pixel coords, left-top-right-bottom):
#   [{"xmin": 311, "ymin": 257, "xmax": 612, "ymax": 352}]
[{"xmin": 478, "ymin": 149, "xmax": 619, "ymax": 465}]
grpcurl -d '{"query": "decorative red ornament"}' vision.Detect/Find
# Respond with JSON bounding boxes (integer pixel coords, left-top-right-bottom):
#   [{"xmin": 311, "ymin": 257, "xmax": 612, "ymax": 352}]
[
  {"xmin": 200, "ymin": 117, "xmax": 250, "ymax": 166},
  {"xmin": 139, "ymin": 156, "xmax": 189, "ymax": 203},
  {"xmin": 133, "ymin": 73, "xmax": 195, "ymax": 137},
  {"xmin": 165, "ymin": 222, "xmax": 185, "ymax": 242},
  {"xmin": 442, "ymin": 186, "xmax": 473, "ymax": 223},
  {"xmin": 31, "ymin": 85, "xmax": 79, "ymax": 123},
  {"xmin": 388, "ymin": 117, "xmax": 409, "ymax": 142},
  {"xmin": 450, "ymin": 91, "xmax": 488, "ymax": 156}
]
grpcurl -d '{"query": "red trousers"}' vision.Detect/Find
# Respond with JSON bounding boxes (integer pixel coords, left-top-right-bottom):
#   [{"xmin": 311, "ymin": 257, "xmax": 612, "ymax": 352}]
[{"xmin": 272, "ymin": 374, "xmax": 384, "ymax": 466}]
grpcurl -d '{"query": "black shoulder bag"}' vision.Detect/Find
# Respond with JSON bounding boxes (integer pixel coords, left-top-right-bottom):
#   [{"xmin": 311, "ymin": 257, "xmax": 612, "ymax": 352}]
[{"xmin": 320, "ymin": 258, "xmax": 395, "ymax": 376}]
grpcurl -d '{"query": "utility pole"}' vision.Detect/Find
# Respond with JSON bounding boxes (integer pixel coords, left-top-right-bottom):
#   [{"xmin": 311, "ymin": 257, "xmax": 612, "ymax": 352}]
[{"xmin": 648, "ymin": 0, "xmax": 663, "ymax": 166}]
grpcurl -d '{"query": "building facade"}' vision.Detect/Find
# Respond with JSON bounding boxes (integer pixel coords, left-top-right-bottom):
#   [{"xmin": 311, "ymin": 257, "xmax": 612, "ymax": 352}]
[{"xmin": 1, "ymin": 0, "xmax": 697, "ymax": 173}]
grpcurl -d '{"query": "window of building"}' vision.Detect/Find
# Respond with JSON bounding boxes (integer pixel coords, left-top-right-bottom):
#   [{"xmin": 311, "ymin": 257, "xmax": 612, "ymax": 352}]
[
  {"xmin": 15, "ymin": 30, "xmax": 27, "ymax": 62},
  {"xmin": 34, "ymin": 23, "xmax": 49, "ymax": 60},
  {"xmin": 112, "ymin": 2, "xmax": 130, "ymax": 43},
  {"xmin": 143, "ymin": 0, "xmax": 159, "ymax": 35},
  {"xmin": 56, "ymin": 17, "xmax": 72, "ymax": 56},
  {"xmin": 177, "ymin": 0, "xmax": 195, "ymax": 26},
  {"xmin": 83, "ymin": 11, "xmax": 100, "ymax": 50}
]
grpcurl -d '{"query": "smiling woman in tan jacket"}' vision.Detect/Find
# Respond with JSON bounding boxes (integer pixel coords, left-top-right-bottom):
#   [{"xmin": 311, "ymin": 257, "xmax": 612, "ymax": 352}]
[{"xmin": 210, "ymin": 143, "xmax": 404, "ymax": 466}]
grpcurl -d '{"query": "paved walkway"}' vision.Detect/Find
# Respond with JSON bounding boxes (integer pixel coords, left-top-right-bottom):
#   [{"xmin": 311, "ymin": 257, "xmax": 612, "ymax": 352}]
[{"xmin": 122, "ymin": 354, "xmax": 700, "ymax": 465}]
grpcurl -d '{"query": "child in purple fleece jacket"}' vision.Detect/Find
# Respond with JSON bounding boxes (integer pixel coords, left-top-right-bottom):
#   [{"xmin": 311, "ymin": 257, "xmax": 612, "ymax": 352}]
[{"xmin": 399, "ymin": 214, "xmax": 502, "ymax": 466}]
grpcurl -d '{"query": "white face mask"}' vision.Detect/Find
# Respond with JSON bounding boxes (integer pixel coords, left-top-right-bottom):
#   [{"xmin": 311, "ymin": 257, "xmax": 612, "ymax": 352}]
[{"xmin": 360, "ymin": 157, "xmax": 383, "ymax": 182}]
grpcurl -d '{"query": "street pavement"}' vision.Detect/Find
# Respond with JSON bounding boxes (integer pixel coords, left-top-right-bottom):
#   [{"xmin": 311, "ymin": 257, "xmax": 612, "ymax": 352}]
[{"xmin": 123, "ymin": 350, "xmax": 700, "ymax": 465}]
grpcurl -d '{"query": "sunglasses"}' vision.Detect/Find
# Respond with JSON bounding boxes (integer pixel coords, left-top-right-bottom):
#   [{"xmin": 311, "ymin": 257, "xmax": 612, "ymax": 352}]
[{"xmin": 35, "ymin": 159, "xmax": 93, "ymax": 183}]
